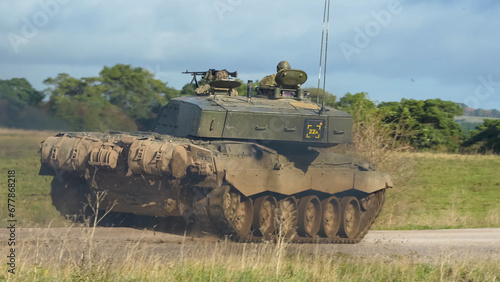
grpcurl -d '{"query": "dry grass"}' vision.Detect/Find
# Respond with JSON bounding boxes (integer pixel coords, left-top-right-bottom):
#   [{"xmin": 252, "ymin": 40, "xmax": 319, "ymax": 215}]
[
  {"xmin": 1, "ymin": 227, "xmax": 499, "ymax": 281},
  {"xmin": 274, "ymin": 199, "xmax": 296, "ymax": 278},
  {"xmin": 331, "ymin": 112, "xmax": 415, "ymax": 187}
]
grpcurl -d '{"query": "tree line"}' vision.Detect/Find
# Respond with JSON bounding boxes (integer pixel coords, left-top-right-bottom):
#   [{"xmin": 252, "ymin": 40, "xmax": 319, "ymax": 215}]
[{"xmin": 0, "ymin": 64, "xmax": 498, "ymax": 154}]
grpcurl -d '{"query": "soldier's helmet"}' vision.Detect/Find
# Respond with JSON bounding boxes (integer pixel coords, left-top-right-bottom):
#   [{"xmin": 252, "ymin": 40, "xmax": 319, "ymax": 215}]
[
  {"xmin": 276, "ymin": 61, "xmax": 291, "ymax": 72},
  {"xmin": 215, "ymin": 70, "xmax": 229, "ymax": 80}
]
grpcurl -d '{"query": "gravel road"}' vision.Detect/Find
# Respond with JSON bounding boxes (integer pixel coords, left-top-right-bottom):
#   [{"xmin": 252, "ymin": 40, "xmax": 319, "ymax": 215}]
[{"xmin": 3, "ymin": 227, "xmax": 499, "ymax": 266}]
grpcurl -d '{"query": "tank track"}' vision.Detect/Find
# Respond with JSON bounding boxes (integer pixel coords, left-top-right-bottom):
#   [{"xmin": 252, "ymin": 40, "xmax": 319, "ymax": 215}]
[
  {"xmin": 41, "ymin": 131, "xmax": 388, "ymax": 244},
  {"xmin": 205, "ymin": 185, "xmax": 386, "ymax": 244}
]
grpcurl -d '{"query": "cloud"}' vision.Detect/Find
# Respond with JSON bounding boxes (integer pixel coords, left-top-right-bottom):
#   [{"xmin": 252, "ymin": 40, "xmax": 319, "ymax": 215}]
[{"xmin": 0, "ymin": 0, "xmax": 499, "ymax": 109}]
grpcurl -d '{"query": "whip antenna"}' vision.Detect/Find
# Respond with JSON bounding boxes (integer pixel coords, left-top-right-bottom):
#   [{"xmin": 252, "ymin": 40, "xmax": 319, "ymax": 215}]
[
  {"xmin": 319, "ymin": 0, "xmax": 331, "ymax": 114},
  {"xmin": 317, "ymin": 0, "xmax": 328, "ymax": 104}
]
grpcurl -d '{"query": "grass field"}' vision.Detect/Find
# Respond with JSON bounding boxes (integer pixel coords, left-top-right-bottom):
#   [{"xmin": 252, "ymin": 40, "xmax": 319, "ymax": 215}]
[
  {"xmin": 376, "ymin": 152, "xmax": 500, "ymax": 230},
  {"xmin": 1, "ymin": 128, "xmax": 499, "ymax": 281},
  {"xmin": 1, "ymin": 128, "xmax": 498, "ymax": 230},
  {"xmin": 0, "ymin": 129, "xmax": 68, "ymax": 227}
]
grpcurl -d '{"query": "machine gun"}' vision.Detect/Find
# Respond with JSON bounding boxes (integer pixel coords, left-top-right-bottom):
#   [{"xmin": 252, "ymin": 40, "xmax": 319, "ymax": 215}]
[{"xmin": 182, "ymin": 69, "xmax": 238, "ymax": 88}]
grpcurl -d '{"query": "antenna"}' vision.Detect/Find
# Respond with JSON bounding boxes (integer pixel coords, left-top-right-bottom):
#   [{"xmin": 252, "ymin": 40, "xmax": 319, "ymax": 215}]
[
  {"xmin": 317, "ymin": 0, "xmax": 328, "ymax": 104},
  {"xmin": 319, "ymin": 0, "xmax": 330, "ymax": 114}
]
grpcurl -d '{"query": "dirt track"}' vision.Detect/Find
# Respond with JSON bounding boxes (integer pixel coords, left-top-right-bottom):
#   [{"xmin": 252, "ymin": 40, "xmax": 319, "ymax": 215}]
[{"xmin": 3, "ymin": 227, "xmax": 499, "ymax": 265}]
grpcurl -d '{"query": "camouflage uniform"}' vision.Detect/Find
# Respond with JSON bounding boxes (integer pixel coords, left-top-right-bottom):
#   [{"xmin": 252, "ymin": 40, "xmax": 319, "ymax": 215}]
[
  {"xmin": 259, "ymin": 61, "xmax": 291, "ymax": 88},
  {"xmin": 259, "ymin": 74, "xmax": 277, "ymax": 88},
  {"xmin": 217, "ymin": 70, "xmax": 239, "ymax": 96},
  {"xmin": 195, "ymin": 84, "xmax": 211, "ymax": 95},
  {"xmin": 215, "ymin": 70, "xmax": 229, "ymax": 80},
  {"xmin": 195, "ymin": 70, "xmax": 238, "ymax": 95}
]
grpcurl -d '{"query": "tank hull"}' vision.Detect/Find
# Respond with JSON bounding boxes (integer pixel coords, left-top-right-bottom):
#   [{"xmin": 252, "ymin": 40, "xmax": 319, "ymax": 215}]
[{"xmin": 40, "ymin": 131, "xmax": 391, "ymax": 243}]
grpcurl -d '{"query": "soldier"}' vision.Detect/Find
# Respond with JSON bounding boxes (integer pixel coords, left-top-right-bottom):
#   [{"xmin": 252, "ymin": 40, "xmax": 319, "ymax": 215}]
[
  {"xmin": 259, "ymin": 61, "xmax": 291, "ymax": 88},
  {"xmin": 195, "ymin": 70, "xmax": 238, "ymax": 96},
  {"xmin": 195, "ymin": 70, "xmax": 228, "ymax": 94},
  {"xmin": 215, "ymin": 70, "xmax": 239, "ymax": 96},
  {"xmin": 194, "ymin": 71, "xmax": 214, "ymax": 95},
  {"xmin": 195, "ymin": 84, "xmax": 211, "ymax": 95},
  {"xmin": 215, "ymin": 70, "xmax": 229, "ymax": 80}
]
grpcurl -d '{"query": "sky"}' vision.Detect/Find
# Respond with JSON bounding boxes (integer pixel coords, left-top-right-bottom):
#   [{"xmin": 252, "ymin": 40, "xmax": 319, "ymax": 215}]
[{"xmin": 1, "ymin": 0, "xmax": 499, "ymax": 110}]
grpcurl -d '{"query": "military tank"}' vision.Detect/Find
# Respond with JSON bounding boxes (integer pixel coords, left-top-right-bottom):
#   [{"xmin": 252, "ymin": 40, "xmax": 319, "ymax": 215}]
[{"xmin": 39, "ymin": 66, "xmax": 392, "ymax": 243}]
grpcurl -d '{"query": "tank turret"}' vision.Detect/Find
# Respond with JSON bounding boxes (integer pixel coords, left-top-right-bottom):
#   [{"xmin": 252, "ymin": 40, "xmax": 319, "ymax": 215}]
[{"xmin": 155, "ymin": 69, "xmax": 352, "ymax": 147}]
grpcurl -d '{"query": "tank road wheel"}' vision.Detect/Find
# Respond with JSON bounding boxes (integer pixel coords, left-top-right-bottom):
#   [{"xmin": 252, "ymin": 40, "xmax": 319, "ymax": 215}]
[
  {"xmin": 231, "ymin": 193, "xmax": 253, "ymax": 237},
  {"xmin": 338, "ymin": 197, "xmax": 361, "ymax": 239},
  {"xmin": 297, "ymin": 195, "xmax": 322, "ymax": 237},
  {"xmin": 225, "ymin": 189, "xmax": 253, "ymax": 238},
  {"xmin": 208, "ymin": 185, "xmax": 253, "ymax": 240},
  {"xmin": 276, "ymin": 197, "xmax": 298, "ymax": 239},
  {"xmin": 252, "ymin": 196, "xmax": 277, "ymax": 239},
  {"xmin": 319, "ymin": 196, "xmax": 341, "ymax": 239}
]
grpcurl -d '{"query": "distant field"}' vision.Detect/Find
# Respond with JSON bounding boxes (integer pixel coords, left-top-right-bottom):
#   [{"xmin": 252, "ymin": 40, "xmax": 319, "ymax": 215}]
[
  {"xmin": 454, "ymin": 115, "xmax": 500, "ymax": 132},
  {"xmin": 0, "ymin": 128, "xmax": 67, "ymax": 227},
  {"xmin": 1, "ymin": 128, "xmax": 499, "ymax": 230},
  {"xmin": 455, "ymin": 115, "xmax": 500, "ymax": 123},
  {"xmin": 375, "ymin": 152, "xmax": 500, "ymax": 230},
  {"xmin": 455, "ymin": 115, "xmax": 500, "ymax": 125}
]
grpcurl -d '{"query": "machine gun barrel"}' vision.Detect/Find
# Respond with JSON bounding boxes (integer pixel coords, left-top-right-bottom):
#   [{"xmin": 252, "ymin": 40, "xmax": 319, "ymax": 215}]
[
  {"xmin": 182, "ymin": 70, "xmax": 209, "ymax": 76},
  {"xmin": 183, "ymin": 69, "xmax": 237, "ymax": 77},
  {"xmin": 183, "ymin": 69, "xmax": 238, "ymax": 87}
]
